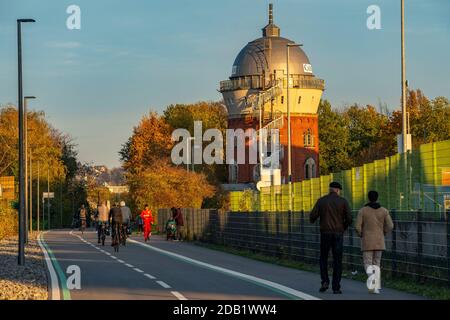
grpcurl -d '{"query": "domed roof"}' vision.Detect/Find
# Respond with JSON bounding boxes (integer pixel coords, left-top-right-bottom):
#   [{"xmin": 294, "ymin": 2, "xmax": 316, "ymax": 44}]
[
  {"xmin": 231, "ymin": 37, "xmax": 312, "ymax": 78},
  {"xmin": 230, "ymin": 4, "xmax": 314, "ymax": 78}
]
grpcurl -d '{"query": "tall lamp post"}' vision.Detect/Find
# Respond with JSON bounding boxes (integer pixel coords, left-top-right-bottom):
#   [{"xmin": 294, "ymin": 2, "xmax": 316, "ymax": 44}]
[
  {"xmin": 24, "ymin": 96, "xmax": 35, "ymax": 243},
  {"xmin": 17, "ymin": 18, "xmax": 35, "ymax": 265},
  {"xmin": 286, "ymin": 43, "xmax": 302, "ymax": 212},
  {"xmin": 401, "ymin": 0, "xmax": 407, "ymax": 154}
]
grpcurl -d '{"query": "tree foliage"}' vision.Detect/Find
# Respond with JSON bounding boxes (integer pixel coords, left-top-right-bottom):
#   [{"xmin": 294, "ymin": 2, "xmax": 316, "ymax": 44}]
[
  {"xmin": 120, "ymin": 105, "xmax": 218, "ymax": 212},
  {"xmin": 318, "ymin": 89, "xmax": 450, "ymax": 175}
]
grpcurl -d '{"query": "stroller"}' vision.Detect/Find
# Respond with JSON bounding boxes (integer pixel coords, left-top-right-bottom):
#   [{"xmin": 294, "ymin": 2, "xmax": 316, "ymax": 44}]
[{"xmin": 166, "ymin": 219, "xmax": 177, "ymax": 241}]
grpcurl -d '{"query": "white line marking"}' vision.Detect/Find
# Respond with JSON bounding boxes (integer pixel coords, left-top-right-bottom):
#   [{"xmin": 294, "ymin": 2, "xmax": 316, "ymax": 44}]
[
  {"xmin": 171, "ymin": 291, "xmax": 188, "ymax": 300},
  {"xmin": 37, "ymin": 233, "xmax": 60, "ymax": 301},
  {"xmin": 105, "ymin": 252, "xmax": 111, "ymax": 256},
  {"xmin": 156, "ymin": 281, "xmax": 171, "ymax": 289},
  {"xmin": 110, "ymin": 256, "xmax": 117, "ymax": 259},
  {"xmin": 128, "ymin": 239, "xmax": 320, "ymax": 300},
  {"xmin": 117, "ymin": 259, "xmax": 125, "ymax": 263},
  {"xmin": 133, "ymin": 268, "xmax": 144, "ymax": 273},
  {"xmin": 125, "ymin": 263, "xmax": 134, "ymax": 268},
  {"xmin": 144, "ymin": 273, "xmax": 156, "ymax": 280}
]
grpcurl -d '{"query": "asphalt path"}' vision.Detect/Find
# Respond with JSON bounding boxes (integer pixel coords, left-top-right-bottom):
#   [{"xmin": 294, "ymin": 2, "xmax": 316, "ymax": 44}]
[{"xmin": 39, "ymin": 229, "xmax": 425, "ymax": 300}]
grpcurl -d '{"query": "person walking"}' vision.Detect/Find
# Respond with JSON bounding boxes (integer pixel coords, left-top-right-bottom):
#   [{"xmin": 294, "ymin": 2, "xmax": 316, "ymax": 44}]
[
  {"xmin": 172, "ymin": 207, "xmax": 184, "ymax": 241},
  {"xmin": 136, "ymin": 214, "xmax": 143, "ymax": 235},
  {"xmin": 79, "ymin": 205, "xmax": 87, "ymax": 235},
  {"xmin": 355, "ymin": 191, "xmax": 394, "ymax": 294},
  {"xmin": 310, "ymin": 182, "xmax": 352, "ymax": 294},
  {"xmin": 140, "ymin": 205, "xmax": 154, "ymax": 242}
]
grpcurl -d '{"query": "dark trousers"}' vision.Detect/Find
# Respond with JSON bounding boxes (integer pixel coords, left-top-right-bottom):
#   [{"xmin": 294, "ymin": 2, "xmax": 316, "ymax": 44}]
[{"xmin": 319, "ymin": 232, "xmax": 344, "ymax": 291}]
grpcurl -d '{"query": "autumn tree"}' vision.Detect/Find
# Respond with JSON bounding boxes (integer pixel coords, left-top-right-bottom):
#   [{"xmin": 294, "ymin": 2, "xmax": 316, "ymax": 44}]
[
  {"xmin": 163, "ymin": 101, "xmax": 228, "ymax": 185},
  {"xmin": 120, "ymin": 109, "xmax": 216, "ymax": 213},
  {"xmin": 119, "ymin": 112, "xmax": 173, "ymax": 175}
]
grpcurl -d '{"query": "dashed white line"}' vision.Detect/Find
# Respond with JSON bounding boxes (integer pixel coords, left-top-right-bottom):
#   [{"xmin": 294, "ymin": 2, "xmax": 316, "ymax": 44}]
[
  {"xmin": 128, "ymin": 238, "xmax": 320, "ymax": 300},
  {"xmin": 71, "ymin": 233, "xmax": 182, "ymax": 298},
  {"xmin": 156, "ymin": 281, "xmax": 171, "ymax": 289},
  {"xmin": 171, "ymin": 291, "xmax": 187, "ymax": 300}
]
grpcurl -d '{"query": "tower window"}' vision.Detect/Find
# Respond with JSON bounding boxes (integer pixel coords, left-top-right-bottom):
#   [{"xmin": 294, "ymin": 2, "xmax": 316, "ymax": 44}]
[
  {"xmin": 304, "ymin": 158, "xmax": 316, "ymax": 179},
  {"xmin": 298, "ymin": 96, "xmax": 302, "ymax": 104},
  {"xmin": 303, "ymin": 128, "xmax": 314, "ymax": 147},
  {"xmin": 281, "ymin": 96, "xmax": 284, "ymax": 104}
]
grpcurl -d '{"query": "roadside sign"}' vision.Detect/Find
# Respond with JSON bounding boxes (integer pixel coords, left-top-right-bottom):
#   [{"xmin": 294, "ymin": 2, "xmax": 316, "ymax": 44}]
[
  {"xmin": 444, "ymin": 194, "xmax": 450, "ymax": 211},
  {"xmin": 0, "ymin": 176, "xmax": 15, "ymax": 200},
  {"xmin": 43, "ymin": 192, "xmax": 55, "ymax": 199}
]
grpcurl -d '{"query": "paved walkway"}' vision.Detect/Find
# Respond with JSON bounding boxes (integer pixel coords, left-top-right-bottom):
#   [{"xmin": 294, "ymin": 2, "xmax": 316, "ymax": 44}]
[{"xmin": 40, "ymin": 230, "xmax": 425, "ymax": 300}]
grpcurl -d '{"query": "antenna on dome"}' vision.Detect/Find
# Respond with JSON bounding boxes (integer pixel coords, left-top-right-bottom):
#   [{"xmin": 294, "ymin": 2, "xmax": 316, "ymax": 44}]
[{"xmin": 269, "ymin": 3, "xmax": 273, "ymax": 24}]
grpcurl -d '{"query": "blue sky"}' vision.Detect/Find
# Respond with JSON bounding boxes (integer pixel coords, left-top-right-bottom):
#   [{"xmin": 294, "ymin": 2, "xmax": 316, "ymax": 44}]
[{"xmin": 0, "ymin": 0, "xmax": 449, "ymax": 167}]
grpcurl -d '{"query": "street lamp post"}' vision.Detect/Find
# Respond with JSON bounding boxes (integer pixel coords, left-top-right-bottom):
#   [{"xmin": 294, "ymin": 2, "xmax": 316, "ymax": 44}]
[
  {"xmin": 286, "ymin": 43, "xmax": 302, "ymax": 212},
  {"xmin": 17, "ymin": 18, "xmax": 35, "ymax": 265},
  {"xmin": 186, "ymin": 137, "xmax": 195, "ymax": 172},
  {"xmin": 401, "ymin": 0, "xmax": 407, "ymax": 153},
  {"xmin": 24, "ymin": 96, "xmax": 35, "ymax": 243},
  {"xmin": 37, "ymin": 161, "xmax": 40, "ymax": 233}
]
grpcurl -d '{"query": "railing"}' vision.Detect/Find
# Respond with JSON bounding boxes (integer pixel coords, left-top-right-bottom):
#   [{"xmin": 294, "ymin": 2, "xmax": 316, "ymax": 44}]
[
  {"xmin": 220, "ymin": 75, "xmax": 325, "ymax": 92},
  {"xmin": 158, "ymin": 208, "xmax": 450, "ymax": 286}
]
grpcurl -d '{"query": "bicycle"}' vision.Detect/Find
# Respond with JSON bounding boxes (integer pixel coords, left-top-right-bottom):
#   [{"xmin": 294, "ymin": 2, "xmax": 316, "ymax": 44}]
[
  {"xmin": 121, "ymin": 224, "xmax": 130, "ymax": 246},
  {"xmin": 98, "ymin": 223, "xmax": 108, "ymax": 246},
  {"xmin": 111, "ymin": 223, "xmax": 122, "ymax": 253},
  {"xmin": 80, "ymin": 219, "xmax": 86, "ymax": 235}
]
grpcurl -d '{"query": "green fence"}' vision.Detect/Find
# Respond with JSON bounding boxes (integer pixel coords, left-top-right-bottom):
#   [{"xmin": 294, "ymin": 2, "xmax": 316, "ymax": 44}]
[{"xmin": 230, "ymin": 140, "xmax": 450, "ymax": 213}]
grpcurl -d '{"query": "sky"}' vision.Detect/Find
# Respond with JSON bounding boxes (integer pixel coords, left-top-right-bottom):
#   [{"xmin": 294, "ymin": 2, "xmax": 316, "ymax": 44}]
[{"xmin": 0, "ymin": 0, "xmax": 449, "ymax": 168}]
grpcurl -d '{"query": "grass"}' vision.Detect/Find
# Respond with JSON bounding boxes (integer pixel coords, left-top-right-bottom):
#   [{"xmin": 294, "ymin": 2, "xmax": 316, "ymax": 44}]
[{"xmin": 195, "ymin": 242, "xmax": 450, "ymax": 300}]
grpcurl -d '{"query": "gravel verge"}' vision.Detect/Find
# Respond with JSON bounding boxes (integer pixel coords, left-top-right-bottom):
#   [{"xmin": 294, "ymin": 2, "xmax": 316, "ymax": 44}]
[{"xmin": 0, "ymin": 233, "xmax": 49, "ymax": 300}]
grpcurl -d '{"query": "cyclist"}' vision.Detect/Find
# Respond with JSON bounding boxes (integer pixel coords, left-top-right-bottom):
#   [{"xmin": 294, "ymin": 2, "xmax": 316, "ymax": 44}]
[
  {"xmin": 97, "ymin": 201, "xmax": 109, "ymax": 245},
  {"xmin": 79, "ymin": 205, "xmax": 87, "ymax": 234},
  {"xmin": 109, "ymin": 203, "xmax": 123, "ymax": 250},
  {"xmin": 120, "ymin": 201, "xmax": 132, "ymax": 245}
]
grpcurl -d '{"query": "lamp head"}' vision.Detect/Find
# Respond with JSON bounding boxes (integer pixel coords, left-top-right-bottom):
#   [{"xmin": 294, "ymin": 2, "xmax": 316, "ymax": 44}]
[{"xmin": 18, "ymin": 19, "xmax": 36, "ymax": 23}]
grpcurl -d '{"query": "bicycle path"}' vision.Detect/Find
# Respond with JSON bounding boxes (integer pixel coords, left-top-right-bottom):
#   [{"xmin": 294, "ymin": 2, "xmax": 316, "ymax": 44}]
[{"xmin": 39, "ymin": 229, "xmax": 425, "ymax": 300}]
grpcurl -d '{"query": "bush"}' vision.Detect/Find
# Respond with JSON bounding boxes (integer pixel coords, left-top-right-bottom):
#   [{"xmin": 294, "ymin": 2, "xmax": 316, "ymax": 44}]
[{"xmin": 0, "ymin": 203, "xmax": 18, "ymax": 240}]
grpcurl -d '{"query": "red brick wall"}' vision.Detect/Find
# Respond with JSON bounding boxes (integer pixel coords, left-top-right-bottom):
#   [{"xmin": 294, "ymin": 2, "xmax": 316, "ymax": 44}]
[{"xmin": 227, "ymin": 115, "xmax": 319, "ymax": 183}]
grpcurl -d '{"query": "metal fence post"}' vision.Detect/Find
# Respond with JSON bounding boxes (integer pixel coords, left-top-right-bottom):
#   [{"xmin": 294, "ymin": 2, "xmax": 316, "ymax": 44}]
[
  {"xmin": 417, "ymin": 209, "xmax": 423, "ymax": 282},
  {"xmin": 300, "ymin": 210, "xmax": 305, "ymax": 261},
  {"xmin": 391, "ymin": 209, "xmax": 397, "ymax": 277},
  {"xmin": 287, "ymin": 210, "xmax": 292, "ymax": 259},
  {"xmin": 447, "ymin": 209, "xmax": 450, "ymax": 287},
  {"xmin": 348, "ymin": 221, "xmax": 354, "ymax": 271}
]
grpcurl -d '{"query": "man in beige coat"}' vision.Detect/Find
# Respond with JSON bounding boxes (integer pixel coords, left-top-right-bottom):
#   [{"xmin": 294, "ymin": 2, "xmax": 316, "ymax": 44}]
[{"xmin": 355, "ymin": 191, "xmax": 394, "ymax": 294}]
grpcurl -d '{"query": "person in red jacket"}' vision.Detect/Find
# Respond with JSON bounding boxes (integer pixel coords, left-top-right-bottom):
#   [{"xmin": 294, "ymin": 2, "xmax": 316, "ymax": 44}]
[{"xmin": 140, "ymin": 204, "xmax": 154, "ymax": 242}]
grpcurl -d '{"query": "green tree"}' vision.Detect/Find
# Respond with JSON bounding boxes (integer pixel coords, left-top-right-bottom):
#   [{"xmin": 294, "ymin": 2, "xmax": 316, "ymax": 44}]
[{"xmin": 318, "ymin": 100, "xmax": 353, "ymax": 174}]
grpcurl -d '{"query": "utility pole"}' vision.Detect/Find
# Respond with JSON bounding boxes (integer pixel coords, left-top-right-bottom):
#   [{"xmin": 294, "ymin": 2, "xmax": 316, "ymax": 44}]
[
  {"xmin": 29, "ymin": 149, "xmax": 33, "ymax": 236},
  {"xmin": 37, "ymin": 161, "xmax": 40, "ymax": 233},
  {"xmin": 286, "ymin": 43, "xmax": 301, "ymax": 212},
  {"xmin": 17, "ymin": 18, "xmax": 35, "ymax": 265},
  {"xmin": 401, "ymin": 0, "xmax": 407, "ymax": 154},
  {"xmin": 25, "ymin": 96, "xmax": 35, "ymax": 239},
  {"xmin": 47, "ymin": 167, "xmax": 50, "ymax": 230}
]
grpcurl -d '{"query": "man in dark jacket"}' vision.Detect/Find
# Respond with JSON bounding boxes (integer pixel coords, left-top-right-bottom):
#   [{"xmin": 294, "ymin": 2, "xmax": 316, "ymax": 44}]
[{"xmin": 310, "ymin": 182, "xmax": 352, "ymax": 294}]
